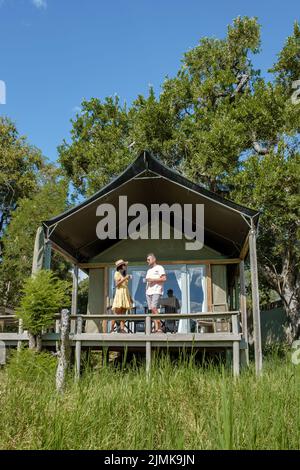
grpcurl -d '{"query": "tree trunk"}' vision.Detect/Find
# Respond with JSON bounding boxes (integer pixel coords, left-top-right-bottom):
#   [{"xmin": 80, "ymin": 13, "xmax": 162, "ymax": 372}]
[
  {"xmin": 260, "ymin": 248, "xmax": 300, "ymax": 345},
  {"xmin": 281, "ymin": 278, "xmax": 300, "ymax": 344}
]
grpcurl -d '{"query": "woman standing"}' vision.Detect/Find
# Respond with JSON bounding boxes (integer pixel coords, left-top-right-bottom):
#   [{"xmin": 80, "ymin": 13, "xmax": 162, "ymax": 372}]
[{"xmin": 111, "ymin": 259, "xmax": 132, "ymax": 333}]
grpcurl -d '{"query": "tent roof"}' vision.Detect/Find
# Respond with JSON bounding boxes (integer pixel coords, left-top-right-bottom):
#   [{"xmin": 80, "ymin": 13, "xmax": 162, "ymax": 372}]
[{"xmin": 43, "ymin": 151, "xmax": 259, "ymax": 262}]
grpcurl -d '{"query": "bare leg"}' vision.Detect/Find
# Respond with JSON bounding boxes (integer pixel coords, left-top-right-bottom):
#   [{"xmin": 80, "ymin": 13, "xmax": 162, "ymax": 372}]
[
  {"xmin": 110, "ymin": 319, "xmax": 116, "ymax": 333},
  {"xmin": 151, "ymin": 306, "xmax": 161, "ymax": 332},
  {"xmin": 114, "ymin": 307, "xmax": 126, "ymax": 332}
]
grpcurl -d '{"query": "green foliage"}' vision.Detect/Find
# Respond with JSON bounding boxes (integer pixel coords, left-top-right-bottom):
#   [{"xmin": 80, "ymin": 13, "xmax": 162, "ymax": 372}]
[
  {"xmin": 0, "ymin": 117, "xmax": 44, "ymax": 243},
  {"xmin": 16, "ymin": 270, "xmax": 71, "ymax": 334},
  {"xmin": 1, "ymin": 353, "xmax": 300, "ymax": 449},
  {"xmin": 0, "ymin": 174, "xmax": 71, "ymax": 306},
  {"xmin": 270, "ymin": 22, "xmax": 300, "ymax": 89},
  {"xmin": 58, "ymin": 96, "xmax": 134, "ymax": 196},
  {"xmin": 78, "ymin": 277, "xmax": 89, "ymax": 315},
  {"xmin": 5, "ymin": 349, "xmax": 57, "ymax": 383}
]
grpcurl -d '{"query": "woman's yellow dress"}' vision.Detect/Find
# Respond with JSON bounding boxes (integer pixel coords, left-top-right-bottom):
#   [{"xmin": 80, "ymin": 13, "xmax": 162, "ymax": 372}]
[{"xmin": 112, "ymin": 271, "xmax": 132, "ymax": 310}]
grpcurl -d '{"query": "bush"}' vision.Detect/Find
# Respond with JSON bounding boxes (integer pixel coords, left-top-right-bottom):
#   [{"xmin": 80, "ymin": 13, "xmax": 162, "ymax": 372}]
[{"xmin": 16, "ymin": 270, "xmax": 71, "ymax": 335}]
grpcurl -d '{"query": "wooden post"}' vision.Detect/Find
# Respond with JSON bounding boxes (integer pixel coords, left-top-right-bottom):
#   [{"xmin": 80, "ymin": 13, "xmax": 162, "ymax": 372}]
[
  {"xmin": 56, "ymin": 309, "xmax": 71, "ymax": 393},
  {"xmin": 75, "ymin": 315, "xmax": 83, "ymax": 381},
  {"xmin": 17, "ymin": 319, "xmax": 23, "ymax": 351},
  {"xmin": 145, "ymin": 314, "xmax": 151, "ymax": 379},
  {"xmin": 249, "ymin": 222, "xmax": 263, "ymax": 375},
  {"xmin": 103, "ymin": 267, "xmax": 108, "ymax": 333},
  {"xmin": 239, "ymin": 260, "xmax": 249, "ymax": 367},
  {"xmin": 232, "ymin": 314, "xmax": 240, "ymax": 377},
  {"xmin": 71, "ymin": 265, "xmax": 79, "ymax": 333},
  {"xmin": 207, "ymin": 264, "xmax": 213, "ymax": 311}
]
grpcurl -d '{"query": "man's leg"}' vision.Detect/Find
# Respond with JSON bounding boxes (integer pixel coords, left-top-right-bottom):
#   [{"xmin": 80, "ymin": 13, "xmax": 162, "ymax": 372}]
[
  {"xmin": 146, "ymin": 295, "xmax": 154, "ymax": 332},
  {"xmin": 152, "ymin": 295, "xmax": 162, "ymax": 332}
]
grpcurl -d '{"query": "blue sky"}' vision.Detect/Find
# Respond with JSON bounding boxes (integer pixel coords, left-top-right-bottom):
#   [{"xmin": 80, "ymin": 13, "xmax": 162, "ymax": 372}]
[{"xmin": 0, "ymin": 0, "xmax": 299, "ymax": 164}]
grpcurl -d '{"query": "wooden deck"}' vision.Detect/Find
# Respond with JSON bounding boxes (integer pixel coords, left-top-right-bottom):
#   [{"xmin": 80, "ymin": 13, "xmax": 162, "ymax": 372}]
[{"xmin": 0, "ymin": 312, "xmax": 245, "ymax": 376}]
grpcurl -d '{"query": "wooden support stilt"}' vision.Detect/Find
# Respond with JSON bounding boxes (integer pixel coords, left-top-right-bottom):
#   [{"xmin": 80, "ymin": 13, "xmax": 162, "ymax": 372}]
[
  {"xmin": 75, "ymin": 315, "xmax": 82, "ymax": 381},
  {"xmin": 232, "ymin": 314, "xmax": 240, "ymax": 377},
  {"xmin": 71, "ymin": 265, "xmax": 79, "ymax": 334},
  {"xmin": 239, "ymin": 260, "xmax": 249, "ymax": 367},
  {"xmin": 145, "ymin": 315, "xmax": 151, "ymax": 379}
]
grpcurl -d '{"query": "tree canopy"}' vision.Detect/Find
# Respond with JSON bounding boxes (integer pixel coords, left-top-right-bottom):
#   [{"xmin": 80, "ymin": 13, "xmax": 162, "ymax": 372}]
[{"xmin": 0, "ymin": 117, "xmax": 44, "ymax": 253}]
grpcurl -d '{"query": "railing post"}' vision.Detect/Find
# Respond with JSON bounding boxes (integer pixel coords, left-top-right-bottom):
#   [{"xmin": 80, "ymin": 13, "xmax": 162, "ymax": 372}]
[
  {"xmin": 17, "ymin": 319, "xmax": 23, "ymax": 351},
  {"xmin": 75, "ymin": 315, "xmax": 83, "ymax": 381},
  {"xmin": 232, "ymin": 314, "xmax": 240, "ymax": 377},
  {"xmin": 71, "ymin": 265, "xmax": 79, "ymax": 333},
  {"xmin": 145, "ymin": 314, "xmax": 151, "ymax": 380},
  {"xmin": 239, "ymin": 260, "xmax": 249, "ymax": 367}
]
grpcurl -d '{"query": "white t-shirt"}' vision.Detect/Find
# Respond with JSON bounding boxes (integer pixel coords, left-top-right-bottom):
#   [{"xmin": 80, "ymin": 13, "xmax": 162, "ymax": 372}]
[{"xmin": 146, "ymin": 264, "xmax": 166, "ymax": 296}]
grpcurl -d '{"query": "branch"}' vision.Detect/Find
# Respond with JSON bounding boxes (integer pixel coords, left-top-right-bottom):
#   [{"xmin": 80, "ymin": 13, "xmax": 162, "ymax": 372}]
[{"xmin": 258, "ymin": 261, "xmax": 282, "ymax": 294}]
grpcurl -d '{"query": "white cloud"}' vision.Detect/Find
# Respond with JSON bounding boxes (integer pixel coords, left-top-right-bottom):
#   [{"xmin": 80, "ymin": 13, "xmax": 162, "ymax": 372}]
[{"xmin": 32, "ymin": 0, "xmax": 47, "ymax": 9}]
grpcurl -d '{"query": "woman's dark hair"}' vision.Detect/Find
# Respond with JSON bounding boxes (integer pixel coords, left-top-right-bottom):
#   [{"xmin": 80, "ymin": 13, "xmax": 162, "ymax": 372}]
[{"xmin": 117, "ymin": 264, "xmax": 127, "ymax": 275}]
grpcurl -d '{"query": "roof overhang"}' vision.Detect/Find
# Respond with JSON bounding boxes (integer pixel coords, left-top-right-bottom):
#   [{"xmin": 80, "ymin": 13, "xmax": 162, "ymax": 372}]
[{"xmin": 43, "ymin": 151, "xmax": 260, "ymax": 263}]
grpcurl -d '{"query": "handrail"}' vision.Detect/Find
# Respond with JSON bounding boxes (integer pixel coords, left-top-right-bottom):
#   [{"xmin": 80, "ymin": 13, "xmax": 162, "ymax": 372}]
[
  {"xmin": 69, "ymin": 311, "xmax": 239, "ymax": 321},
  {"xmin": 0, "ymin": 315, "xmax": 18, "ymax": 320},
  {"xmin": 0, "ymin": 311, "xmax": 240, "ymax": 321}
]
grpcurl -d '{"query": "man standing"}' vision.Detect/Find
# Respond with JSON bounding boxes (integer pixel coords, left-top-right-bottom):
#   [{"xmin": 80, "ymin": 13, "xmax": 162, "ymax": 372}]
[{"xmin": 145, "ymin": 253, "xmax": 166, "ymax": 333}]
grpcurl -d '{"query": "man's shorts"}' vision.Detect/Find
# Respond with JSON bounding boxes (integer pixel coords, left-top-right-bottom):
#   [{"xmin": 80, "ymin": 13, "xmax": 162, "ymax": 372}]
[{"xmin": 146, "ymin": 294, "xmax": 161, "ymax": 310}]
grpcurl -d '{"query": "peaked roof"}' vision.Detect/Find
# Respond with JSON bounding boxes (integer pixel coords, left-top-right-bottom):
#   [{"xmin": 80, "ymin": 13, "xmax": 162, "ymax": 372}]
[{"xmin": 43, "ymin": 151, "xmax": 259, "ymax": 262}]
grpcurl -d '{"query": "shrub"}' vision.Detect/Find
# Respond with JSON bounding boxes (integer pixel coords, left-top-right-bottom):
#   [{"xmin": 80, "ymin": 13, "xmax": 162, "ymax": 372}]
[{"xmin": 16, "ymin": 270, "xmax": 71, "ymax": 337}]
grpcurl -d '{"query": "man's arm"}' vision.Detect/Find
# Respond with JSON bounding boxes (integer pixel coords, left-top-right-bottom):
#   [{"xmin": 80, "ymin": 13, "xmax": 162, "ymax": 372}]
[{"xmin": 146, "ymin": 274, "xmax": 166, "ymax": 283}]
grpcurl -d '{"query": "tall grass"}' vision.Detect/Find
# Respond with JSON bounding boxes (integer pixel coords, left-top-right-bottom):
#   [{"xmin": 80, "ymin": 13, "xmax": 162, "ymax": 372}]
[{"xmin": 0, "ymin": 349, "xmax": 300, "ymax": 450}]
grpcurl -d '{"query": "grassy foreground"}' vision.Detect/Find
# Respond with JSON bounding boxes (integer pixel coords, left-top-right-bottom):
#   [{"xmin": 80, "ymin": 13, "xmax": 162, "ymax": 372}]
[{"xmin": 0, "ymin": 349, "xmax": 300, "ymax": 450}]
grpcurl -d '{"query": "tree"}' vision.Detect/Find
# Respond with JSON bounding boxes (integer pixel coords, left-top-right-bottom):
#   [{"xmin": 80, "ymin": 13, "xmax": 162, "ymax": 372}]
[
  {"xmin": 0, "ymin": 117, "xmax": 44, "ymax": 253},
  {"xmin": 16, "ymin": 270, "xmax": 71, "ymax": 352},
  {"xmin": 58, "ymin": 17, "xmax": 300, "ymax": 342},
  {"xmin": 58, "ymin": 96, "xmax": 134, "ymax": 197},
  {"xmin": 0, "ymin": 171, "xmax": 71, "ymax": 307}
]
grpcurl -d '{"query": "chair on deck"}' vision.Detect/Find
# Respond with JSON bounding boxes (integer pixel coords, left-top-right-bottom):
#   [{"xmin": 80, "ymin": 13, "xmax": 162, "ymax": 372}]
[
  {"xmin": 196, "ymin": 303, "xmax": 230, "ymax": 333},
  {"xmin": 212, "ymin": 303, "xmax": 231, "ymax": 333}
]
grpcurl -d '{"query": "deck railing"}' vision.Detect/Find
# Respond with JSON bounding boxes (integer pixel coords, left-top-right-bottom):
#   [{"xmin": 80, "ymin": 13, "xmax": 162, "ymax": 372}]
[{"xmin": 0, "ymin": 311, "xmax": 242, "ymax": 376}]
